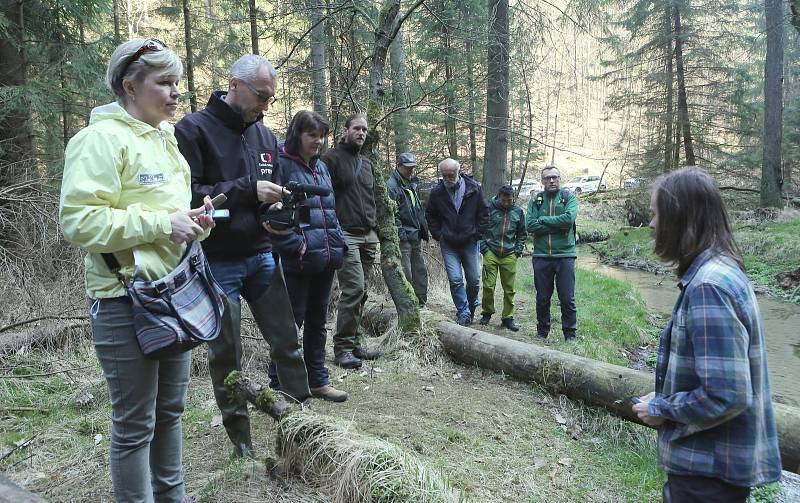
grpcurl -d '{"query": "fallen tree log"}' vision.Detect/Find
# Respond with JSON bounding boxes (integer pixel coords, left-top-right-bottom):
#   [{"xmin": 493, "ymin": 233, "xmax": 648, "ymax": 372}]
[
  {"xmin": 0, "ymin": 321, "xmax": 89, "ymax": 359},
  {"xmin": 436, "ymin": 322, "xmax": 800, "ymax": 474},
  {"xmin": 0, "ymin": 474, "xmax": 47, "ymax": 502},
  {"xmin": 225, "ymin": 371, "xmax": 461, "ymax": 503}
]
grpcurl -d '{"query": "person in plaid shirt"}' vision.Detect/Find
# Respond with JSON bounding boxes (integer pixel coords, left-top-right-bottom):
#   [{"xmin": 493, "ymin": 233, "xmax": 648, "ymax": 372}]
[{"xmin": 632, "ymin": 167, "xmax": 781, "ymax": 502}]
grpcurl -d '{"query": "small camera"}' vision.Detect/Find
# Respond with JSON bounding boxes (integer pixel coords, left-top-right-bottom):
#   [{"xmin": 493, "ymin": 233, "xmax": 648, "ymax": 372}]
[{"xmin": 260, "ymin": 181, "xmax": 331, "ymax": 231}]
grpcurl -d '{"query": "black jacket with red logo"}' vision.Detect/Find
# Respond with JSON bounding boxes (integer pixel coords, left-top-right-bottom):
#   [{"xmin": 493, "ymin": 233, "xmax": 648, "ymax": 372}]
[{"xmin": 176, "ymin": 91, "xmax": 279, "ymax": 258}]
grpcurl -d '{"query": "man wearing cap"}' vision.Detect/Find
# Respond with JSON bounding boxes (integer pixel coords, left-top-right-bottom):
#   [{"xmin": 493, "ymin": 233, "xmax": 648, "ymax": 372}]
[
  {"xmin": 479, "ymin": 185, "xmax": 527, "ymax": 331},
  {"xmin": 387, "ymin": 152, "xmax": 429, "ymax": 306}
]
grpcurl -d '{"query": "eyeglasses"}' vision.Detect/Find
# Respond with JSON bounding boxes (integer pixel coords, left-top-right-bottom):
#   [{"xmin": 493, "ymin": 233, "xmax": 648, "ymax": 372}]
[
  {"xmin": 239, "ymin": 79, "xmax": 278, "ymax": 106},
  {"xmin": 119, "ymin": 38, "xmax": 167, "ymax": 78},
  {"xmin": 543, "ymin": 175, "xmax": 560, "ymax": 181}
]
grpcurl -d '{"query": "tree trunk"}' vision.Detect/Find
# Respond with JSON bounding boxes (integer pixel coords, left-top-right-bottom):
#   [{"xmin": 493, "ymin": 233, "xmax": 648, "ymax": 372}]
[
  {"xmin": 112, "ymin": 0, "xmax": 121, "ymax": 44},
  {"xmin": 182, "ymin": 0, "xmax": 197, "ymax": 112},
  {"xmin": 248, "ymin": 0, "xmax": 259, "ymax": 55},
  {"xmin": 365, "ymin": 0, "xmax": 421, "ymax": 333},
  {"xmin": 466, "ymin": 39, "xmax": 478, "ymax": 176},
  {"xmin": 443, "ymin": 24, "xmax": 458, "ymax": 159},
  {"xmin": 663, "ymin": 6, "xmax": 674, "ymax": 173},
  {"xmin": 0, "ymin": 0, "xmax": 32, "ymax": 180},
  {"xmin": 389, "ymin": 11, "xmax": 410, "ymax": 156},
  {"xmin": 672, "ymin": 5, "xmax": 696, "ymax": 166},
  {"xmin": 762, "ymin": 0, "xmax": 784, "ymax": 207},
  {"xmin": 436, "ymin": 321, "xmax": 800, "ymax": 474},
  {"xmin": 325, "ymin": 1, "xmax": 340, "ymax": 137},
  {"xmin": 309, "ymin": 0, "xmax": 327, "ymax": 118},
  {"xmin": 483, "ymin": 0, "xmax": 509, "ymax": 198}
]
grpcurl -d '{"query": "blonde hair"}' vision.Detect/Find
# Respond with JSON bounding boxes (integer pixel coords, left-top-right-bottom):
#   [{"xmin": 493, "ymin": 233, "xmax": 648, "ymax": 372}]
[{"xmin": 105, "ymin": 39, "xmax": 183, "ymax": 103}]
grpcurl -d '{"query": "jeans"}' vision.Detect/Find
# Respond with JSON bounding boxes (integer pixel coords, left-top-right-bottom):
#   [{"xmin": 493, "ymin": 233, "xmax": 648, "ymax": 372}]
[
  {"xmin": 90, "ymin": 297, "xmax": 190, "ymax": 503},
  {"xmin": 207, "ymin": 252, "xmax": 276, "ymax": 448},
  {"xmin": 269, "ymin": 270, "xmax": 336, "ymax": 388},
  {"xmin": 664, "ymin": 474, "xmax": 751, "ymax": 503},
  {"xmin": 440, "ymin": 240, "xmax": 481, "ymax": 318},
  {"xmin": 399, "ymin": 239, "xmax": 428, "ymax": 305},
  {"xmin": 532, "ymin": 257, "xmax": 577, "ymax": 337}
]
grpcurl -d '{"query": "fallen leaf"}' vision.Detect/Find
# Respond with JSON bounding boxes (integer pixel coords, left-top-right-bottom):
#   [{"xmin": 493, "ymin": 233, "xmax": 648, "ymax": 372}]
[
  {"xmin": 554, "ymin": 413, "xmax": 567, "ymax": 425},
  {"xmin": 533, "ymin": 458, "xmax": 547, "ymax": 470},
  {"xmin": 569, "ymin": 424, "xmax": 583, "ymax": 440},
  {"xmin": 373, "ymin": 368, "xmax": 384, "ymax": 373},
  {"xmin": 452, "ymin": 373, "xmax": 462, "ymax": 380},
  {"xmin": 210, "ymin": 415, "xmax": 223, "ymax": 427},
  {"xmin": 557, "ymin": 457, "xmax": 573, "ymax": 467},
  {"xmin": 359, "ymin": 371, "xmax": 368, "ymax": 377},
  {"xmin": 363, "ymin": 386, "xmax": 370, "ymax": 391},
  {"xmin": 75, "ymin": 392, "xmax": 94, "ymax": 408},
  {"xmin": 422, "ymin": 386, "xmax": 435, "ymax": 392},
  {"xmin": 94, "ymin": 434, "xmax": 103, "ymax": 445}
]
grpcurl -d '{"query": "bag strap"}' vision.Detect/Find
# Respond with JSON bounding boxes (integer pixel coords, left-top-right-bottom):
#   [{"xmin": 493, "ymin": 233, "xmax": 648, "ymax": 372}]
[{"xmin": 101, "ymin": 253, "xmax": 128, "ymax": 287}]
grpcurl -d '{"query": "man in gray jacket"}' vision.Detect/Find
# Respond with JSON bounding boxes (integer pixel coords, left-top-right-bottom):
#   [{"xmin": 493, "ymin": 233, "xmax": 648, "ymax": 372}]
[{"xmin": 387, "ymin": 152, "xmax": 429, "ymax": 306}]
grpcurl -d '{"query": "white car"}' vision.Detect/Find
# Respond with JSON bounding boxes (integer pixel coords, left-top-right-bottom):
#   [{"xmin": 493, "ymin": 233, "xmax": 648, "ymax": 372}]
[
  {"xmin": 562, "ymin": 175, "xmax": 607, "ymax": 195},
  {"xmin": 510, "ymin": 179, "xmax": 543, "ymax": 198}
]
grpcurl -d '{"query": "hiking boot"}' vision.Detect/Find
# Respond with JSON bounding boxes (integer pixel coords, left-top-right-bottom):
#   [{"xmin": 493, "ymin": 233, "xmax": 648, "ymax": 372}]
[
  {"xmin": 232, "ymin": 442, "xmax": 255, "ymax": 459},
  {"xmin": 310, "ymin": 385, "xmax": 349, "ymax": 403},
  {"xmin": 564, "ymin": 334, "xmax": 577, "ymax": 343},
  {"xmin": 479, "ymin": 314, "xmax": 491, "ymax": 325},
  {"xmin": 469, "ymin": 303, "xmax": 478, "ymax": 319},
  {"xmin": 456, "ymin": 314, "xmax": 472, "ymax": 326},
  {"xmin": 501, "ymin": 318, "xmax": 519, "ymax": 332},
  {"xmin": 334, "ymin": 351, "xmax": 362, "ymax": 369},
  {"xmin": 353, "ymin": 347, "xmax": 381, "ymax": 360}
]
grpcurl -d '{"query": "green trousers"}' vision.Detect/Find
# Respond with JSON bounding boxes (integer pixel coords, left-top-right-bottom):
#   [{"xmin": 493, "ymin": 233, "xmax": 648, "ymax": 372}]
[
  {"xmin": 480, "ymin": 249, "xmax": 518, "ymax": 320},
  {"xmin": 334, "ymin": 229, "xmax": 379, "ymax": 357},
  {"xmin": 399, "ymin": 239, "xmax": 428, "ymax": 305}
]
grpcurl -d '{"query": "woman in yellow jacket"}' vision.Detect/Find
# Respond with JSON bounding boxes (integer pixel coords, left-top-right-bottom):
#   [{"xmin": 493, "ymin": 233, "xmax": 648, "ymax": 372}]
[{"xmin": 59, "ymin": 39, "xmax": 214, "ymax": 503}]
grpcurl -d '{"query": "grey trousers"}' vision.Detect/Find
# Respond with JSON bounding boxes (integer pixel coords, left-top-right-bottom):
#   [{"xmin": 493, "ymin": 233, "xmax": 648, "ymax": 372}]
[
  {"xmin": 90, "ymin": 297, "xmax": 190, "ymax": 503},
  {"xmin": 399, "ymin": 239, "xmax": 428, "ymax": 305}
]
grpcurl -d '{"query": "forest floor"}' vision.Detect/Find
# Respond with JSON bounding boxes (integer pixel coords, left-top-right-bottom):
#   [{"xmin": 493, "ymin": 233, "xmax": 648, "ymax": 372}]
[
  {"xmin": 1, "ymin": 256, "xmax": 669, "ymax": 503},
  {"xmin": 2, "ymin": 190, "xmax": 796, "ymax": 502}
]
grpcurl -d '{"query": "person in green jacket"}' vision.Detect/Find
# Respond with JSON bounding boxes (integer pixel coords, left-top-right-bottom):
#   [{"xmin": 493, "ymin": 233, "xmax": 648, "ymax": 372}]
[
  {"xmin": 479, "ymin": 185, "xmax": 527, "ymax": 331},
  {"xmin": 526, "ymin": 166, "xmax": 579, "ymax": 342},
  {"xmin": 59, "ymin": 39, "xmax": 216, "ymax": 503}
]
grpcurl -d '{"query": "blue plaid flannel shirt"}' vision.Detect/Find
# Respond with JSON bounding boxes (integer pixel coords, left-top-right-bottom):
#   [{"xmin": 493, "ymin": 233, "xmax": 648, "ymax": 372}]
[{"xmin": 648, "ymin": 248, "xmax": 781, "ymax": 487}]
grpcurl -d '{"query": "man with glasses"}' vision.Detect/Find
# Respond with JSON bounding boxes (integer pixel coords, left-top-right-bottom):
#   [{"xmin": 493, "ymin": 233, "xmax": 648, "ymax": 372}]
[
  {"xmin": 175, "ymin": 55, "xmax": 309, "ymax": 458},
  {"xmin": 526, "ymin": 165, "xmax": 579, "ymax": 342}
]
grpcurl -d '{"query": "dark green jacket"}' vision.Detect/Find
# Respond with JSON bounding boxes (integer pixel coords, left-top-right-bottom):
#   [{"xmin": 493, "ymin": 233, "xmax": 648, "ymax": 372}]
[
  {"xmin": 480, "ymin": 197, "xmax": 527, "ymax": 258},
  {"xmin": 387, "ymin": 169, "xmax": 429, "ymax": 241},
  {"xmin": 525, "ymin": 189, "xmax": 578, "ymax": 258}
]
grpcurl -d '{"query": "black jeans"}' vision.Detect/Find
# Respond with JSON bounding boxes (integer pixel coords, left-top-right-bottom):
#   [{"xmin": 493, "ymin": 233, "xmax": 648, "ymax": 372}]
[
  {"xmin": 269, "ymin": 269, "xmax": 336, "ymax": 388},
  {"xmin": 532, "ymin": 257, "xmax": 577, "ymax": 337},
  {"xmin": 664, "ymin": 474, "xmax": 751, "ymax": 503}
]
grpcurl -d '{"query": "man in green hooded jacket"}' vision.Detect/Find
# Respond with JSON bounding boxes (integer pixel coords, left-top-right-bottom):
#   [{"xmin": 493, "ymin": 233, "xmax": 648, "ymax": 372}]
[
  {"xmin": 479, "ymin": 185, "xmax": 527, "ymax": 331},
  {"xmin": 526, "ymin": 166, "xmax": 578, "ymax": 342}
]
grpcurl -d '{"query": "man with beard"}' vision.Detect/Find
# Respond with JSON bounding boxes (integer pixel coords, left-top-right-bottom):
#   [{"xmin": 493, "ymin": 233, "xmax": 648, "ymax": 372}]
[
  {"xmin": 321, "ymin": 113, "xmax": 381, "ymax": 369},
  {"xmin": 425, "ymin": 158, "xmax": 489, "ymax": 325}
]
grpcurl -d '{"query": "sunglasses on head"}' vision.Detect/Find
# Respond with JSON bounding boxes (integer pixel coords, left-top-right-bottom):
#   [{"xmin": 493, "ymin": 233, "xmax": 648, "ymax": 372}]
[{"xmin": 119, "ymin": 38, "xmax": 167, "ymax": 79}]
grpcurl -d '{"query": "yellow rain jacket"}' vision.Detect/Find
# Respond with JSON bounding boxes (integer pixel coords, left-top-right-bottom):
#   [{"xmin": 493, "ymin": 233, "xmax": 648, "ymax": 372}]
[{"xmin": 60, "ymin": 102, "xmax": 193, "ymax": 299}]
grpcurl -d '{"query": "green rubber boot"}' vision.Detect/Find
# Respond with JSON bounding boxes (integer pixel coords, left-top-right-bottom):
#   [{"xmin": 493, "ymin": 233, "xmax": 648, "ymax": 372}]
[
  {"xmin": 207, "ymin": 297, "xmax": 253, "ymax": 457},
  {"xmin": 248, "ymin": 258, "xmax": 311, "ymax": 402}
]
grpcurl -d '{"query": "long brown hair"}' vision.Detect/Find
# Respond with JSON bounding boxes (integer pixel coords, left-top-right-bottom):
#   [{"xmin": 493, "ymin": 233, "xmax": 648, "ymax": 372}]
[{"xmin": 652, "ymin": 167, "xmax": 743, "ymax": 277}]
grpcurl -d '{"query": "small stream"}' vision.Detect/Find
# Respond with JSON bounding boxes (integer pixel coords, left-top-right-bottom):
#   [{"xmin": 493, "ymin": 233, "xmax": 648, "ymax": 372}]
[{"xmin": 577, "ymin": 252, "xmax": 800, "ymax": 407}]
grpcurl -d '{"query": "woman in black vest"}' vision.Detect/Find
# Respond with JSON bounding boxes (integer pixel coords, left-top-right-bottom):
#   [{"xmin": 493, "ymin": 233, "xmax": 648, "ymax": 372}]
[{"xmin": 269, "ymin": 111, "xmax": 348, "ymax": 402}]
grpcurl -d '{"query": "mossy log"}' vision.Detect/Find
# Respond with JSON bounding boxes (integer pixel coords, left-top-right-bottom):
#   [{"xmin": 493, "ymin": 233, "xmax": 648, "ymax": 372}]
[
  {"xmin": 436, "ymin": 322, "xmax": 800, "ymax": 474},
  {"xmin": 0, "ymin": 474, "xmax": 47, "ymax": 502},
  {"xmin": 225, "ymin": 371, "xmax": 461, "ymax": 502}
]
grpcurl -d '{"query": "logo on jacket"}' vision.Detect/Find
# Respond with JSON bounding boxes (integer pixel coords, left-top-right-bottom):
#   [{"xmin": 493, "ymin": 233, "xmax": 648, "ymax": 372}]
[
  {"xmin": 259, "ymin": 151, "xmax": 274, "ymax": 177},
  {"xmin": 138, "ymin": 173, "xmax": 166, "ymax": 185}
]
